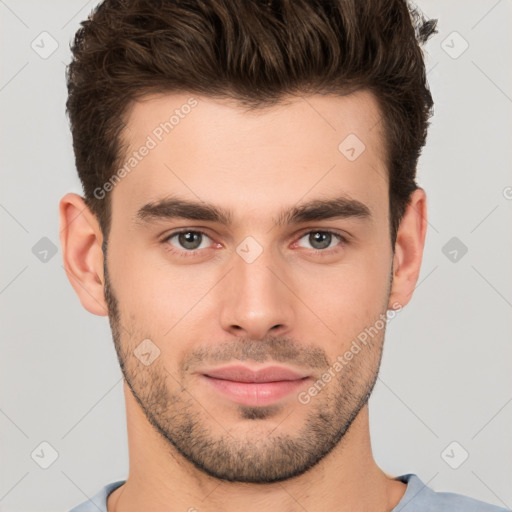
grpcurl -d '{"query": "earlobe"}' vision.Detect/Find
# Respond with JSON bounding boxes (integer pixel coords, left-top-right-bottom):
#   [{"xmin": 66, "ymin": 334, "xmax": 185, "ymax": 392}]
[
  {"xmin": 59, "ymin": 193, "xmax": 108, "ymax": 316},
  {"xmin": 388, "ymin": 188, "xmax": 428, "ymax": 309}
]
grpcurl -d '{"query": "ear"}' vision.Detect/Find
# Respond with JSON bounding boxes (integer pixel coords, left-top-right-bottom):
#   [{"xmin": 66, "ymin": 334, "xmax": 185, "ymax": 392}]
[
  {"xmin": 388, "ymin": 187, "xmax": 428, "ymax": 309},
  {"xmin": 59, "ymin": 193, "xmax": 108, "ymax": 316}
]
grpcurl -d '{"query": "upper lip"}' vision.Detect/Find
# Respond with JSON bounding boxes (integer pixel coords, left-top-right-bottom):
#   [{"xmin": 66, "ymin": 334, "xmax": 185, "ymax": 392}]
[{"xmin": 201, "ymin": 365, "xmax": 309, "ymax": 383}]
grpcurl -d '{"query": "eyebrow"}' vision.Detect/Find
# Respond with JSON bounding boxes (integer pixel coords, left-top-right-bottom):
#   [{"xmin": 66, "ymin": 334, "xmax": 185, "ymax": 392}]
[{"xmin": 134, "ymin": 194, "xmax": 371, "ymax": 227}]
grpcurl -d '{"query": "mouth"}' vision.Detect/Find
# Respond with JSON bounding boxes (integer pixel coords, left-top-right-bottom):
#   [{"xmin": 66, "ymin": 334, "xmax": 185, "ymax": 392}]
[{"xmin": 199, "ymin": 365, "xmax": 311, "ymax": 407}]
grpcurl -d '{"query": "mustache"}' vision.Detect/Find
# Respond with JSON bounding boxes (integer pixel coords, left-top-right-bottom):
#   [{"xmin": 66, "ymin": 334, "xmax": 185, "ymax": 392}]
[{"xmin": 182, "ymin": 336, "xmax": 329, "ymax": 372}]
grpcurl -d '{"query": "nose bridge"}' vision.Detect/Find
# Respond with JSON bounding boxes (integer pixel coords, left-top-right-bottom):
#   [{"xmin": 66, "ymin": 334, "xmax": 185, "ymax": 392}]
[{"xmin": 219, "ymin": 239, "xmax": 295, "ymax": 338}]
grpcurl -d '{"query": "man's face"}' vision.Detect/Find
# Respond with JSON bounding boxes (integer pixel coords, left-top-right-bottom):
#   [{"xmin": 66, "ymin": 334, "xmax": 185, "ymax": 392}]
[{"xmin": 103, "ymin": 90, "xmax": 394, "ymax": 483}]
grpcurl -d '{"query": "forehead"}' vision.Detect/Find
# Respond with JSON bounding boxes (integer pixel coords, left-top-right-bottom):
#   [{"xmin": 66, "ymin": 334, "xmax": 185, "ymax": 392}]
[{"xmin": 112, "ymin": 90, "xmax": 388, "ymax": 224}]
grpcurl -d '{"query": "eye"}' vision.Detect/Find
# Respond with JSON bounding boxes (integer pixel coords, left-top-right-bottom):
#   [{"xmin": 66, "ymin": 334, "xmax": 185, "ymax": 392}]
[
  {"xmin": 164, "ymin": 230, "xmax": 212, "ymax": 252},
  {"xmin": 296, "ymin": 230, "xmax": 346, "ymax": 251},
  {"xmin": 161, "ymin": 228, "xmax": 347, "ymax": 259}
]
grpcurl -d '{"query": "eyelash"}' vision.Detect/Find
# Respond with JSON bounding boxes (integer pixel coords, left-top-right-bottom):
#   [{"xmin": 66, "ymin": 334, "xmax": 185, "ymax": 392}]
[{"xmin": 161, "ymin": 229, "xmax": 348, "ymax": 258}]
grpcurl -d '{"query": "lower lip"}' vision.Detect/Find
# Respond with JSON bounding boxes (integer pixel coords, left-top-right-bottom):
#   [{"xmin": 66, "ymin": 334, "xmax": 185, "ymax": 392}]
[{"xmin": 202, "ymin": 375, "xmax": 310, "ymax": 406}]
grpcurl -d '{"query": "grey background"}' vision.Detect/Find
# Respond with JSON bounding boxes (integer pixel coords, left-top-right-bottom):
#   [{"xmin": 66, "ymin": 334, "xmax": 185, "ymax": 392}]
[{"xmin": 1, "ymin": 1, "xmax": 511, "ymax": 510}]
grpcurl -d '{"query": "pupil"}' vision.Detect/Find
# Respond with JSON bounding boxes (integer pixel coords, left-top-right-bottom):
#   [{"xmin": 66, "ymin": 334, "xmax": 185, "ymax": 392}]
[
  {"xmin": 180, "ymin": 232, "xmax": 200, "ymax": 249},
  {"xmin": 310, "ymin": 232, "xmax": 331, "ymax": 250}
]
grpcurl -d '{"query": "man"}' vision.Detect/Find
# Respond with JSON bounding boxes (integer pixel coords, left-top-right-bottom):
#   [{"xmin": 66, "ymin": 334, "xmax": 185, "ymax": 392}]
[{"xmin": 60, "ymin": 0, "xmax": 508, "ymax": 511}]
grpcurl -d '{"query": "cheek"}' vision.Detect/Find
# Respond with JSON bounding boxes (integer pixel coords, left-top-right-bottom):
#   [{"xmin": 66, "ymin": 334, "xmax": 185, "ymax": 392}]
[
  {"xmin": 106, "ymin": 239, "xmax": 164, "ymax": 323},
  {"xmin": 107, "ymin": 241, "xmax": 217, "ymax": 338},
  {"xmin": 289, "ymin": 253, "xmax": 392, "ymax": 338}
]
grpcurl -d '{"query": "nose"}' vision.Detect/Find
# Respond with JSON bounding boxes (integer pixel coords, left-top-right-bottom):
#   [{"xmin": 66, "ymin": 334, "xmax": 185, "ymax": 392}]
[{"xmin": 218, "ymin": 245, "xmax": 296, "ymax": 340}]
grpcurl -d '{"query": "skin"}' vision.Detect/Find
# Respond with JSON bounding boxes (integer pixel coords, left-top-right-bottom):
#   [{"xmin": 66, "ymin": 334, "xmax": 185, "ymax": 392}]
[{"xmin": 59, "ymin": 90, "xmax": 427, "ymax": 512}]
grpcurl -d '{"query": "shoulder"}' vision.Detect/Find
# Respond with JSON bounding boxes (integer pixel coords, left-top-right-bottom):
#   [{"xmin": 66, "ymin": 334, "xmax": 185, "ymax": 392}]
[
  {"xmin": 393, "ymin": 474, "xmax": 510, "ymax": 512},
  {"xmin": 68, "ymin": 480, "xmax": 125, "ymax": 512}
]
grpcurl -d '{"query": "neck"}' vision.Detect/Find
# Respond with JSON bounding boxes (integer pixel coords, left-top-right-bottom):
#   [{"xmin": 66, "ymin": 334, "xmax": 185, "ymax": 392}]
[{"xmin": 108, "ymin": 382, "xmax": 406, "ymax": 512}]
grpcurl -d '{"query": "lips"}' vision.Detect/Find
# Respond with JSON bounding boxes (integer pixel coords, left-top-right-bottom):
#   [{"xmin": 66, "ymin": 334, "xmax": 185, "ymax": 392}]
[
  {"xmin": 202, "ymin": 365, "xmax": 308, "ymax": 383},
  {"xmin": 199, "ymin": 365, "xmax": 311, "ymax": 406}
]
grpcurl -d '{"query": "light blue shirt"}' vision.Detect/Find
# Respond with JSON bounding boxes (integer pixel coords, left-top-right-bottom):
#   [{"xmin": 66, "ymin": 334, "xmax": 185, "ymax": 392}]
[{"xmin": 69, "ymin": 473, "xmax": 510, "ymax": 511}]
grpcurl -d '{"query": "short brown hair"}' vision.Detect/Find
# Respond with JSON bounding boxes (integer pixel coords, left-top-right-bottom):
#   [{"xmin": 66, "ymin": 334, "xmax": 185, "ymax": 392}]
[{"xmin": 66, "ymin": 0, "xmax": 437, "ymax": 245}]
